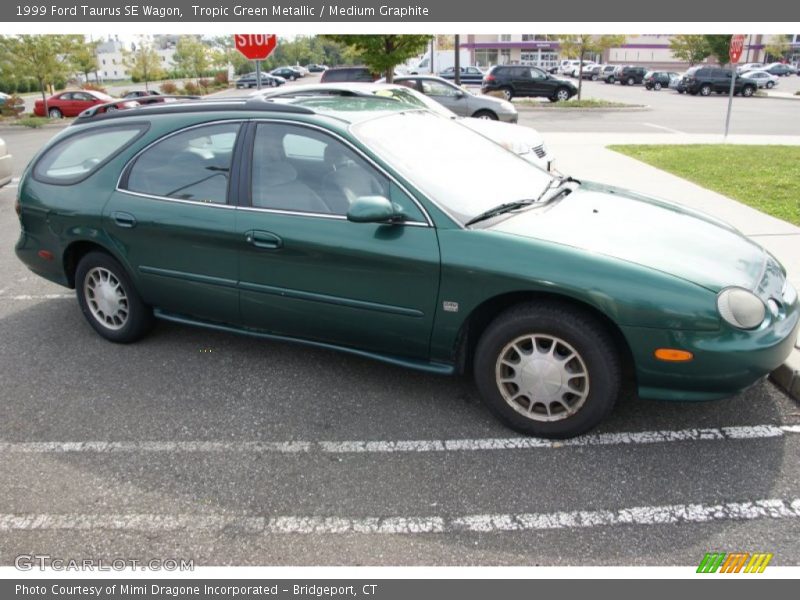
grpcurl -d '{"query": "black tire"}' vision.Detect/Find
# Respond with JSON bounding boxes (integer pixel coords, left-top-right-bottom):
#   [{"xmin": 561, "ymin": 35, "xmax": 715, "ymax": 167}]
[
  {"xmin": 654, "ymin": 82, "xmax": 662, "ymax": 91},
  {"xmin": 75, "ymin": 251, "xmax": 153, "ymax": 344},
  {"xmin": 700, "ymin": 84, "xmax": 712, "ymax": 96},
  {"xmin": 591, "ymin": 75, "xmax": 598, "ymax": 81},
  {"xmin": 645, "ymin": 84, "xmax": 652, "ymax": 90},
  {"xmin": 766, "ymin": 81, "xmax": 774, "ymax": 89},
  {"xmin": 473, "ymin": 302, "xmax": 621, "ymax": 438},
  {"xmin": 472, "ymin": 109, "xmax": 498, "ymax": 120},
  {"xmin": 627, "ymin": 77, "xmax": 635, "ymax": 86},
  {"xmin": 500, "ymin": 86, "xmax": 513, "ymax": 100},
  {"xmin": 553, "ymin": 87, "xmax": 571, "ymax": 102},
  {"xmin": 742, "ymin": 85, "xmax": 755, "ymax": 97},
  {"xmin": 48, "ymin": 107, "xmax": 62, "ymax": 119}
]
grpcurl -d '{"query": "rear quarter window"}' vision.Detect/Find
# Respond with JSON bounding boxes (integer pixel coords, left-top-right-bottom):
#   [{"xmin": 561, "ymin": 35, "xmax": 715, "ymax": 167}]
[{"xmin": 33, "ymin": 124, "xmax": 147, "ymax": 185}]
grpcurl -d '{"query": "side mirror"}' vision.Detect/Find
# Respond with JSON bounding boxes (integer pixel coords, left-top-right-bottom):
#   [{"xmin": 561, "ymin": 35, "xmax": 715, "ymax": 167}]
[{"xmin": 347, "ymin": 196, "xmax": 402, "ymax": 224}]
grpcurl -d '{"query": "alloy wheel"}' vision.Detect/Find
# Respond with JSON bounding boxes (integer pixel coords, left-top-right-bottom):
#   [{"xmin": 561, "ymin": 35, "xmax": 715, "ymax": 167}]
[{"xmin": 83, "ymin": 267, "xmax": 129, "ymax": 331}]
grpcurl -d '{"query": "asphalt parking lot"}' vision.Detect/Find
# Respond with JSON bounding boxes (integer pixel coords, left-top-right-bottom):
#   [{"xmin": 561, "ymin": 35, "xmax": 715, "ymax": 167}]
[{"xmin": 1, "ymin": 115, "xmax": 800, "ymax": 567}]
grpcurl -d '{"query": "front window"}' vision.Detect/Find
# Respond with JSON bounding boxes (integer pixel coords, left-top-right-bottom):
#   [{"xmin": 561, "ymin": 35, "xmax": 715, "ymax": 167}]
[{"xmin": 353, "ymin": 112, "xmax": 553, "ymax": 224}]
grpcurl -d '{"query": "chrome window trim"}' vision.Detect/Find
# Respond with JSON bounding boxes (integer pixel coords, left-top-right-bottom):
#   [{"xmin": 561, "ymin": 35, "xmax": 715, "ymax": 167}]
[{"xmin": 117, "ymin": 189, "xmax": 237, "ymax": 209}]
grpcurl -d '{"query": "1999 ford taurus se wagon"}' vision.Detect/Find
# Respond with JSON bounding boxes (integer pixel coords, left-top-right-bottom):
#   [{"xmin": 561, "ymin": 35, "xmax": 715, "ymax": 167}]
[{"xmin": 14, "ymin": 96, "xmax": 799, "ymax": 438}]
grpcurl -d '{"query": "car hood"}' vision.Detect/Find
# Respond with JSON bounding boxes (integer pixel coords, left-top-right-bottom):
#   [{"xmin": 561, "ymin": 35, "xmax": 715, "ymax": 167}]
[
  {"xmin": 460, "ymin": 119, "xmax": 544, "ymax": 152},
  {"xmin": 489, "ymin": 181, "xmax": 767, "ymax": 292}
]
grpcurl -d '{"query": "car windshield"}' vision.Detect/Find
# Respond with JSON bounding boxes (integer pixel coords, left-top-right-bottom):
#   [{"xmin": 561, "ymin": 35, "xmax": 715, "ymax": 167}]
[{"xmin": 353, "ymin": 111, "xmax": 553, "ymax": 224}]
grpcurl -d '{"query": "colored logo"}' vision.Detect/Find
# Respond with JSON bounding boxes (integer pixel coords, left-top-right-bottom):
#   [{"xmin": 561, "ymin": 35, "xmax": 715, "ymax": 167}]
[{"xmin": 697, "ymin": 552, "xmax": 773, "ymax": 573}]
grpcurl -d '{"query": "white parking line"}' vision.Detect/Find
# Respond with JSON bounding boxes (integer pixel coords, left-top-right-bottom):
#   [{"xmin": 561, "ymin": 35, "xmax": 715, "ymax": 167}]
[
  {"xmin": 0, "ymin": 293, "xmax": 74, "ymax": 300},
  {"xmin": 1, "ymin": 498, "xmax": 798, "ymax": 534},
  {"xmin": 641, "ymin": 122, "xmax": 685, "ymax": 134},
  {"xmin": 0, "ymin": 424, "xmax": 796, "ymax": 455}
]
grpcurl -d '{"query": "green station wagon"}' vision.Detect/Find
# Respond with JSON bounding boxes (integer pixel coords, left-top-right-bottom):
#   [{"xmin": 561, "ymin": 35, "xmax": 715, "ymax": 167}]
[{"xmin": 14, "ymin": 96, "xmax": 800, "ymax": 438}]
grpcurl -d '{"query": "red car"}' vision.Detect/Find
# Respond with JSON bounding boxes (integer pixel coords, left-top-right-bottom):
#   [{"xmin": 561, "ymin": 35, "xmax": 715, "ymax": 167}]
[{"xmin": 33, "ymin": 90, "xmax": 137, "ymax": 118}]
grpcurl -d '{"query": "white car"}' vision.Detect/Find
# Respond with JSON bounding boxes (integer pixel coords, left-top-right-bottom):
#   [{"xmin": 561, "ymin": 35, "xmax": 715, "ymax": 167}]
[
  {"xmin": 736, "ymin": 62, "xmax": 764, "ymax": 74},
  {"xmin": 741, "ymin": 70, "xmax": 780, "ymax": 89},
  {"xmin": 558, "ymin": 60, "xmax": 581, "ymax": 75},
  {"xmin": 568, "ymin": 61, "xmax": 596, "ymax": 77},
  {"xmin": 251, "ymin": 82, "xmax": 554, "ymax": 171},
  {"xmin": 0, "ymin": 137, "xmax": 12, "ymax": 188}
]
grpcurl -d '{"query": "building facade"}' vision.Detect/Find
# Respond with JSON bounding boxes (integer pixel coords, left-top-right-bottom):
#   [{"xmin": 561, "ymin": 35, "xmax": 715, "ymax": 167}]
[
  {"xmin": 94, "ymin": 35, "xmax": 177, "ymax": 81},
  {"xmin": 461, "ymin": 34, "xmax": 791, "ymax": 71}
]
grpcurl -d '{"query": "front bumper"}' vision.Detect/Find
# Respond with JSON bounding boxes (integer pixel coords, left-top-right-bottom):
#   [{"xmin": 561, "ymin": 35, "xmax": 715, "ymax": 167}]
[
  {"xmin": 622, "ymin": 297, "xmax": 799, "ymax": 401},
  {"xmin": 0, "ymin": 152, "xmax": 11, "ymax": 187}
]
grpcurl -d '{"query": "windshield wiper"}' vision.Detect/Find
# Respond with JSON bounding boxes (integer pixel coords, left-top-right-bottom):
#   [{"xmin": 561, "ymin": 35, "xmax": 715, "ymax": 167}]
[
  {"xmin": 536, "ymin": 175, "xmax": 580, "ymax": 203},
  {"xmin": 465, "ymin": 199, "xmax": 537, "ymax": 226}
]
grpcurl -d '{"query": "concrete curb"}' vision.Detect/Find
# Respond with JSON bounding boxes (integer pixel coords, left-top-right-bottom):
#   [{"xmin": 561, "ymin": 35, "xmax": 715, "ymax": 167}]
[
  {"xmin": 770, "ymin": 364, "xmax": 800, "ymax": 403},
  {"xmin": 0, "ymin": 122, "xmax": 69, "ymax": 133},
  {"xmin": 515, "ymin": 104, "xmax": 650, "ymax": 113},
  {"xmin": 760, "ymin": 94, "xmax": 800, "ymax": 102}
]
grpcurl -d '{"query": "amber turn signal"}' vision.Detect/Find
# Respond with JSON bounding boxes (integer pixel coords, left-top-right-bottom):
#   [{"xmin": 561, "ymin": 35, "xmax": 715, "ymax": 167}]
[{"xmin": 654, "ymin": 348, "xmax": 694, "ymax": 362}]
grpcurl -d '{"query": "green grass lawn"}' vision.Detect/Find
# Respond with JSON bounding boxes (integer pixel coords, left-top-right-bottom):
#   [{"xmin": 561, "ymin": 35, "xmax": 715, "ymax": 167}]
[{"xmin": 609, "ymin": 145, "xmax": 800, "ymax": 226}]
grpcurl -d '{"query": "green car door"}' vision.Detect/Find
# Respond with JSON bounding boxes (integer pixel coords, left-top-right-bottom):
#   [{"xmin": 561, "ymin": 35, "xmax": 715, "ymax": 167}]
[
  {"xmin": 106, "ymin": 121, "xmax": 243, "ymax": 322},
  {"xmin": 235, "ymin": 121, "xmax": 441, "ymax": 359}
]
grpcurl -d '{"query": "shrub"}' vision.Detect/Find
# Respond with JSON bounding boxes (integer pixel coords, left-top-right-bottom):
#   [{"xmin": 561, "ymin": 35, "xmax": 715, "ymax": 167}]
[
  {"xmin": 130, "ymin": 75, "xmax": 141, "ymax": 84},
  {"xmin": 54, "ymin": 77, "xmax": 67, "ymax": 91},
  {"xmin": 182, "ymin": 81, "xmax": 200, "ymax": 96},
  {"xmin": 198, "ymin": 78, "xmax": 211, "ymax": 91},
  {"xmin": 0, "ymin": 94, "xmax": 25, "ymax": 117},
  {"xmin": 159, "ymin": 81, "xmax": 178, "ymax": 94},
  {"xmin": 214, "ymin": 71, "xmax": 229, "ymax": 85},
  {"xmin": 81, "ymin": 83, "xmax": 108, "ymax": 94}
]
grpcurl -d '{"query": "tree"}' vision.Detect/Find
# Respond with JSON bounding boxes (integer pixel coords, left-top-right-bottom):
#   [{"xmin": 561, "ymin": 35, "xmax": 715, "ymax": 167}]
[
  {"xmin": 122, "ymin": 38, "xmax": 164, "ymax": 90},
  {"xmin": 703, "ymin": 35, "xmax": 734, "ymax": 66},
  {"xmin": 669, "ymin": 35, "xmax": 711, "ymax": 65},
  {"xmin": 764, "ymin": 34, "xmax": 791, "ymax": 62},
  {"xmin": 0, "ymin": 35, "xmax": 80, "ymax": 116},
  {"xmin": 173, "ymin": 36, "xmax": 209, "ymax": 85},
  {"xmin": 320, "ymin": 35, "xmax": 432, "ymax": 83},
  {"xmin": 557, "ymin": 35, "xmax": 626, "ymax": 100},
  {"xmin": 71, "ymin": 39, "xmax": 100, "ymax": 84}
]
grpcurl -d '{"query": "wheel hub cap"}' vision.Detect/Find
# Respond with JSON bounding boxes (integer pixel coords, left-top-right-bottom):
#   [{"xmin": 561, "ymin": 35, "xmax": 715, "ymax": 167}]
[
  {"xmin": 495, "ymin": 334, "xmax": 590, "ymax": 422},
  {"xmin": 84, "ymin": 267, "xmax": 129, "ymax": 330}
]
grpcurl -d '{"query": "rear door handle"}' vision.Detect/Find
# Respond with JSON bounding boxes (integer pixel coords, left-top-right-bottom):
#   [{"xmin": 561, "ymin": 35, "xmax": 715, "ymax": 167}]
[
  {"xmin": 113, "ymin": 211, "xmax": 137, "ymax": 228},
  {"xmin": 245, "ymin": 230, "xmax": 283, "ymax": 250}
]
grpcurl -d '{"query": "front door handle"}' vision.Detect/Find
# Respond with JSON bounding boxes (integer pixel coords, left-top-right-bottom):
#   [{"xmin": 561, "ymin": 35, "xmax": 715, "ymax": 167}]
[
  {"xmin": 245, "ymin": 230, "xmax": 283, "ymax": 250},
  {"xmin": 113, "ymin": 211, "xmax": 136, "ymax": 228}
]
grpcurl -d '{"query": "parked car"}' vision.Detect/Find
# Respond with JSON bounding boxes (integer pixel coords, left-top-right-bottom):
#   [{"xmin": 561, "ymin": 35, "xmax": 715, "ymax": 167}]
[
  {"xmin": 481, "ymin": 65, "xmax": 577, "ymax": 101},
  {"xmin": 271, "ymin": 67, "xmax": 303, "ymax": 81},
  {"xmin": 740, "ymin": 70, "xmax": 780, "ymax": 89},
  {"xmin": 16, "ymin": 96, "xmax": 798, "ymax": 438},
  {"xmin": 0, "ymin": 92, "xmax": 25, "ymax": 114},
  {"xmin": 566, "ymin": 61, "xmax": 596, "ymax": 77},
  {"xmin": 33, "ymin": 90, "xmax": 138, "ymax": 118},
  {"xmin": 680, "ymin": 67, "xmax": 758, "ymax": 97},
  {"xmin": 671, "ymin": 73, "xmax": 688, "ymax": 93},
  {"xmin": 736, "ymin": 62, "xmax": 764, "ymax": 74},
  {"xmin": 557, "ymin": 60, "xmax": 581, "ymax": 75},
  {"xmin": 389, "ymin": 75, "xmax": 518, "ymax": 122},
  {"xmin": 763, "ymin": 63, "xmax": 797, "ymax": 77},
  {"xmin": 600, "ymin": 65, "xmax": 617, "ymax": 82},
  {"xmin": 438, "ymin": 65, "xmax": 486, "ymax": 84},
  {"xmin": 0, "ymin": 137, "xmax": 11, "ymax": 188},
  {"xmin": 580, "ymin": 65, "xmax": 604, "ymax": 81},
  {"xmin": 306, "ymin": 64, "xmax": 328, "ymax": 72},
  {"xmin": 122, "ymin": 90, "xmax": 165, "ymax": 105},
  {"xmin": 643, "ymin": 71, "xmax": 680, "ymax": 91},
  {"xmin": 252, "ymin": 82, "xmax": 549, "ymax": 168},
  {"xmin": 320, "ymin": 67, "xmax": 378, "ymax": 83},
  {"xmin": 610, "ymin": 65, "xmax": 648, "ymax": 85},
  {"xmin": 235, "ymin": 73, "xmax": 285, "ymax": 89}
]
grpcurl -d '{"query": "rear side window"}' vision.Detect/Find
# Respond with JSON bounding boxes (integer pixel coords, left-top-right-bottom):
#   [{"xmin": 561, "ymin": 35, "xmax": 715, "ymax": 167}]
[
  {"xmin": 33, "ymin": 124, "xmax": 146, "ymax": 185},
  {"xmin": 123, "ymin": 122, "xmax": 240, "ymax": 205}
]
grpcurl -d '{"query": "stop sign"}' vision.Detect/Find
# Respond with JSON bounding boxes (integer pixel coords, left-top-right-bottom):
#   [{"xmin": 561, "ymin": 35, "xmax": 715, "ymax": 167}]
[
  {"xmin": 729, "ymin": 34, "xmax": 746, "ymax": 64},
  {"xmin": 234, "ymin": 34, "xmax": 278, "ymax": 61}
]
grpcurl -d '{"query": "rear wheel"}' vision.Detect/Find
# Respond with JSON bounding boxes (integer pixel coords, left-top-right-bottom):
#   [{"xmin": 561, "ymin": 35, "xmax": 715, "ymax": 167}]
[
  {"xmin": 500, "ymin": 86, "xmax": 513, "ymax": 100},
  {"xmin": 76, "ymin": 251, "xmax": 153, "ymax": 344},
  {"xmin": 472, "ymin": 109, "xmax": 498, "ymax": 120},
  {"xmin": 474, "ymin": 302, "xmax": 621, "ymax": 438},
  {"xmin": 627, "ymin": 77, "xmax": 635, "ymax": 86},
  {"xmin": 766, "ymin": 81, "xmax": 774, "ymax": 89}
]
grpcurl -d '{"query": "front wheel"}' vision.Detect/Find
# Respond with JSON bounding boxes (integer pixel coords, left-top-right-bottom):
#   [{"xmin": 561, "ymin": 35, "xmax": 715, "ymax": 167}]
[
  {"xmin": 765, "ymin": 81, "xmax": 774, "ymax": 89},
  {"xmin": 48, "ymin": 107, "xmax": 62, "ymax": 119},
  {"xmin": 627, "ymin": 77, "xmax": 635, "ymax": 86},
  {"xmin": 700, "ymin": 84, "xmax": 712, "ymax": 96},
  {"xmin": 472, "ymin": 110, "xmax": 498, "ymax": 120},
  {"xmin": 654, "ymin": 82, "xmax": 662, "ymax": 91},
  {"xmin": 741, "ymin": 86, "xmax": 755, "ymax": 97},
  {"xmin": 474, "ymin": 303, "xmax": 621, "ymax": 438},
  {"xmin": 76, "ymin": 251, "xmax": 154, "ymax": 343}
]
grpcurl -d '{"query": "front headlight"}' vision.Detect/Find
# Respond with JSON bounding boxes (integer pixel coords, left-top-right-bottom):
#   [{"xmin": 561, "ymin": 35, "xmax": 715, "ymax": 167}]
[{"xmin": 717, "ymin": 287, "xmax": 766, "ymax": 330}]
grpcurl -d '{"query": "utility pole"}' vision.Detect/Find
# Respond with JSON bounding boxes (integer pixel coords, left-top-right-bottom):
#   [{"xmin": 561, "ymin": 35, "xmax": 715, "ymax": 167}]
[{"xmin": 454, "ymin": 35, "xmax": 461, "ymax": 85}]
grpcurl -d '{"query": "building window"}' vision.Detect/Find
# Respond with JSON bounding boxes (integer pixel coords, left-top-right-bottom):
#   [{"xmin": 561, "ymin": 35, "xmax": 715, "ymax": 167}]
[
  {"xmin": 474, "ymin": 49, "xmax": 498, "ymax": 67},
  {"xmin": 500, "ymin": 34, "xmax": 511, "ymax": 42},
  {"xmin": 522, "ymin": 34, "xmax": 550, "ymax": 41}
]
